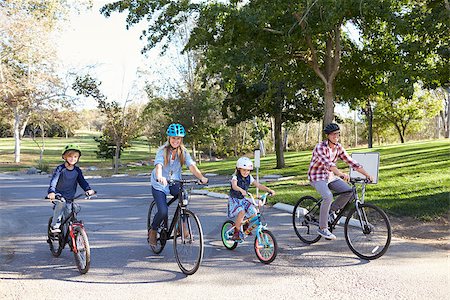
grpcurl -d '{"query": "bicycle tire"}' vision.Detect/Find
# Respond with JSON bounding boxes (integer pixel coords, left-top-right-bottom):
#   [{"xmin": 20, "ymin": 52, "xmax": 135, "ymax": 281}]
[
  {"xmin": 47, "ymin": 217, "xmax": 63, "ymax": 257},
  {"xmin": 292, "ymin": 196, "xmax": 322, "ymax": 244},
  {"xmin": 73, "ymin": 226, "xmax": 91, "ymax": 274},
  {"xmin": 221, "ymin": 220, "xmax": 238, "ymax": 250},
  {"xmin": 254, "ymin": 229, "xmax": 277, "ymax": 264},
  {"xmin": 173, "ymin": 209, "xmax": 203, "ymax": 275},
  {"xmin": 344, "ymin": 202, "xmax": 391, "ymax": 260},
  {"xmin": 147, "ymin": 201, "xmax": 166, "ymax": 254}
]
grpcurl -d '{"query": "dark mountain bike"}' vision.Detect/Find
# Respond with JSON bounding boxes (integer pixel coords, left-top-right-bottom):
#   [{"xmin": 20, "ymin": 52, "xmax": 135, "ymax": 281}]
[
  {"xmin": 293, "ymin": 178, "xmax": 391, "ymax": 260},
  {"xmin": 46, "ymin": 192, "xmax": 96, "ymax": 274},
  {"xmin": 147, "ymin": 179, "xmax": 205, "ymax": 275}
]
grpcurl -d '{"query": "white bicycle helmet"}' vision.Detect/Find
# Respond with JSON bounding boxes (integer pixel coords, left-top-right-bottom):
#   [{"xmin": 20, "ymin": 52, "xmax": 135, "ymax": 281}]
[{"xmin": 236, "ymin": 156, "xmax": 253, "ymax": 170}]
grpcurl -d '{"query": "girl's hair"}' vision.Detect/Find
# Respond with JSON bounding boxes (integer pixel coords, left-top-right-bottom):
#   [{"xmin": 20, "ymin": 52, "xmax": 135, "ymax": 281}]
[{"xmin": 160, "ymin": 138, "xmax": 187, "ymax": 166}]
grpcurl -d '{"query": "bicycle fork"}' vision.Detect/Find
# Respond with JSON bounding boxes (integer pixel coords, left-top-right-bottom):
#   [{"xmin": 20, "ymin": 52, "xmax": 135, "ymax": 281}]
[{"xmin": 69, "ymin": 223, "xmax": 83, "ymax": 254}]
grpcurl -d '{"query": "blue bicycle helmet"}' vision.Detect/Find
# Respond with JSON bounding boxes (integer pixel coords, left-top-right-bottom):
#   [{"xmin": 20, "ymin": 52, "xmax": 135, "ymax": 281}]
[{"xmin": 166, "ymin": 123, "xmax": 186, "ymax": 137}]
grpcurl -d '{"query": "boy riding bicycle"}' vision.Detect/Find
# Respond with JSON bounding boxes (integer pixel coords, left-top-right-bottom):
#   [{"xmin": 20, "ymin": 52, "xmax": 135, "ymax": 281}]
[
  {"xmin": 228, "ymin": 156, "xmax": 275, "ymax": 241},
  {"xmin": 47, "ymin": 144, "xmax": 95, "ymax": 233},
  {"xmin": 308, "ymin": 123, "xmax": 373, "ymax": 240}
]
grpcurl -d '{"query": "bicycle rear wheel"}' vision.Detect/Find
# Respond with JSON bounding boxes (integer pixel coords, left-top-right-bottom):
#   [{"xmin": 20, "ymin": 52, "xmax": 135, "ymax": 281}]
[
  {"xmin": 292, "ymin": 196, "xmax": 321, "ymax": 244},
  {"xmin": 173, "ymin": 209, "xmax": 203, "ymax": 275},
  {"xmin": 254, "ymin": 229, "xmax": 277, "ymax": 264},
  {"xmin": 147, "ymin": 201, "xmax": 166, "ymax": 254},
  {"xmin": 47, "ymin": 217, "xmax": 63, "ymax": 257},
  {"xmin": 221, "ymin": 220, "xmax": 238, "ymax": 250},
  {"xmin": 344, "ymin": 203, "xmax": 391, "ymax": 260},
  {"xmin": 73, "ymin": 226, "xmax": 90, "ymax": 274}
]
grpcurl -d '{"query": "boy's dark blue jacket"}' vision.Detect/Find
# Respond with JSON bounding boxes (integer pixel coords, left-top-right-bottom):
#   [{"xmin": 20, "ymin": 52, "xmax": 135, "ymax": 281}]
[{"xmin": 48, "ymin": 164, "xmax": 91, "ymax": 200}]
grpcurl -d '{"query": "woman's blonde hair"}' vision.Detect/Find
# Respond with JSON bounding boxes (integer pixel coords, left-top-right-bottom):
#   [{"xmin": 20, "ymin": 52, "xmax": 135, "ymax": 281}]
[{"xmin": 160, "ymin": 138, "xmax": 187, "ymax": 166}]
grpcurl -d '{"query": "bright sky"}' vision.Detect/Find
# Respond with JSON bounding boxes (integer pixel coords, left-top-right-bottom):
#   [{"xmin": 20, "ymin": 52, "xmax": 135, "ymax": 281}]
[{"xmin": 56, "ymin": 1, "xmax": 155, "ymax": 108}]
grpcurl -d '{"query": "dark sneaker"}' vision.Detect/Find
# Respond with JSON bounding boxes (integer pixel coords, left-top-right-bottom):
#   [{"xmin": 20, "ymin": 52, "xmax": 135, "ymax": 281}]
[
  {"xmin": 328, "ymin": 212, "xmax": 337, "ymax": 224},
  {"xmin": 231, "ymin": 231, "xmax": 241, "ymax": 241}
]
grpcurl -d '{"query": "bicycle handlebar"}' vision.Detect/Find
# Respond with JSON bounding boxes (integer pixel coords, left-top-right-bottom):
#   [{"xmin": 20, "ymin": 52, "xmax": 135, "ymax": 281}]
[
  {"xmin": 46, "ymin": 191, "xmax": 97, "ymax": 203},
  {"xmin": 350, "ymin": 177, "xmax": 372, "ymax": 184},
  {"xmin": 246, "ymin": 192, "xmax": 272, "ymax": 207},
  {"xmin": 168, "ymin": 179, "xmax": 207, "ymax": 186}
]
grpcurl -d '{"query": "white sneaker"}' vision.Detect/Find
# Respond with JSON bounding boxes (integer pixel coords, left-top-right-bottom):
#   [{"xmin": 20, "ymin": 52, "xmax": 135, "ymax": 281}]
[
  {"xmin": 51, "ymin": 223, "xmax": 61, "ymax": 233},
  {"xmin": 317, "ymin": 228, "xmax": 336, "ymax": 240}
]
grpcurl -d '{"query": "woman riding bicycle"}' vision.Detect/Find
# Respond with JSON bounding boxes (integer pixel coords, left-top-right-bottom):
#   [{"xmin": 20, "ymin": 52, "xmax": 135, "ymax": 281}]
[
  {"xmin": 148, "ymin": 123, "xmax": 208, "ymax": 246},
  {"xmin": 308, "ymin": 123, "xmax": 373, "ymax": 240}
]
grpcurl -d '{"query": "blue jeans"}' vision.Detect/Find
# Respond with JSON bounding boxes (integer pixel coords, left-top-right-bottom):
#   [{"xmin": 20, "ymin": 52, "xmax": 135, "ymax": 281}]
[{"xmin": 150, "ymin": 183, "xmax": 180, "ymax": 230}]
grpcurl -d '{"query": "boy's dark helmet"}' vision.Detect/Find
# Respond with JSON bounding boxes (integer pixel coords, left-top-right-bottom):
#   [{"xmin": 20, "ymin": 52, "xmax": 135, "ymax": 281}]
[
  {"xmin": 62, "ymin": 144, "xmax": 82, "ymax": 157},
  {"xmin": 324, "ymin": 123, "xmax": 340, "ymax": 134}
]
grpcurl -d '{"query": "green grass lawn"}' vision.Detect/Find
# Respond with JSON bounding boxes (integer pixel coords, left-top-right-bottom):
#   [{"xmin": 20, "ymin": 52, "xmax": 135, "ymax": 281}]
[
  {"xmin": 1, "ymin": 135, "xmax": 449, "ymax": 221},
  {"xmin": 199, "ymin": 139, "xmax": 450, "ymax": 221}
]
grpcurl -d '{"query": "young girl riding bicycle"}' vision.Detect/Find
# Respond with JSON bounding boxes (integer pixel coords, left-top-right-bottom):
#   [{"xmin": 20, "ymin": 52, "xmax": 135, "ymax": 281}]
[{"xmin": 228, "ymin": 156, "xmax": 275, "ymax": 241}]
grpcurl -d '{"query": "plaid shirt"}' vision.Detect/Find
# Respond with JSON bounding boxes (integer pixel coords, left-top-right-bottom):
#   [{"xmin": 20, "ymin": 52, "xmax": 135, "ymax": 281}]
[{"xmin": 308, "ymin": 141, "xmax": 361, "ymax": 182}]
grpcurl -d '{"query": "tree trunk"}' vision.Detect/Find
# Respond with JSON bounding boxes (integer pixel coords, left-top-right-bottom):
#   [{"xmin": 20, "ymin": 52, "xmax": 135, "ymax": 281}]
[
  {"xmin": 394, "ymin": 124, "xmax": 405, "ymax": 143},
  {"xmin": 283, "ymin": 127, "xmax": 289, "ymax": 151},
  {"xmin": 366, "ymin": 101, "xmax": 373, "ymax": 148},
  {"xmin": 354, "ymin": 110, "xmax": 358, "ymax": 147},
  {"xmin": 323, "ymin": 82, "xmax": 335, "ymax": 131},
  {"xmin": 274, "ymin": 112, "xmax": 285, "ymax": 168},
  {"xmin": 305, "ymin": 123, "xmax": 309, "ymax": 145},
  {"xmin": 445, "ymin": 87, "xmax": 450, "ymax": 138},
  {"xmin": 13, "ymin": 108, "xmax": 21, "ymax": 163},
  {"xmin": 114, "ymin": 142, "xmax": 120, "ymax": 173}
]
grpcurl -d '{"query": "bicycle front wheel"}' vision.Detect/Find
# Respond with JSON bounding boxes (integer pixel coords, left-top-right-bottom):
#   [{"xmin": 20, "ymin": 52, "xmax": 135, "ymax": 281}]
[
  {"xmin": 73, "ymin": 226, "xmax": 90, "ymax": 274},
  {"xmin": 344, "ymin": 203, "xmax": 391, "ymax": 260},
  {"xmin": 292, "ymin": 196, "xmax": 321, "ymax": 244},
  {"xmin": 254, "ymin": 229, "xmax": 277, "ymax": 264},
  {"xmin": 173, "ymin": 209, "xmax": 204, "ymax": 275},
  {"xmin": 147, "ymin": 201, "xmax": 166, "ymax": 254}
]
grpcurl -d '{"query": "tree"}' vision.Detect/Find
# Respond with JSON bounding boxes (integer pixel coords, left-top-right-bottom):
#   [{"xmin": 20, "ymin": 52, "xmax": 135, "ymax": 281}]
[
  {"xmin": 399, "ymin": 0, "xmax": 450, "ymax": 138},
  {"xmin": 100, "ymin": 0, "xmax": 404, "ymax": 163},
  {"xmin": 374, "ymin": 83, "xmax": 443, "ymax": 143},
  {"xmin": 73, "ymin": 74, "xmax": 142, "ymax": 173},
  {"xmin": 0, "ymin": 0, "xmax": 77, "ymax": 163}
]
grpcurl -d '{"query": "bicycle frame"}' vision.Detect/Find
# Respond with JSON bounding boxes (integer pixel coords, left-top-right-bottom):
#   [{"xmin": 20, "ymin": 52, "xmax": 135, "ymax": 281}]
[
  {"xmin": 159, "ymin": 180, "xmax": 200, "ymax": 243},
  {"xmin": 52, "ymin": 200, "xmax": 84, "ymax": 253},
  {"xmin": 226, "ymin": 193, "xmax": 269, "ymax": 241}
]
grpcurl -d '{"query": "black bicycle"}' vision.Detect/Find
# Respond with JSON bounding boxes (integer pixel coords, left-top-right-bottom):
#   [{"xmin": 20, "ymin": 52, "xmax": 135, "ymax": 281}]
[
  {"xmin": 147, "ymin": 179, "xmax": 205, "ymax": 275},
  {"xmin": 46, "ymin": 192, "xmax": 96, "ymax": 274},
  {"xmin": 293, "ymin": 178, "xmax": 391, "ymax": 260}
]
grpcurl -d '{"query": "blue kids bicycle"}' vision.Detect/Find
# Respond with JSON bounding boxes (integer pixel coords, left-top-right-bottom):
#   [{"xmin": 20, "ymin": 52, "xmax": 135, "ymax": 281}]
[{"xmin": 221, "ymin": 192, "xmax": 278, "ymax": 264}]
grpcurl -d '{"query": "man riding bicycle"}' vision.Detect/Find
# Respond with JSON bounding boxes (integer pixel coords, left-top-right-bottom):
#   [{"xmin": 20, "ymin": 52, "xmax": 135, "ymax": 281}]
[{"xmin": 308, "ymin": 123, "xmax": 374, "ymax": 240}]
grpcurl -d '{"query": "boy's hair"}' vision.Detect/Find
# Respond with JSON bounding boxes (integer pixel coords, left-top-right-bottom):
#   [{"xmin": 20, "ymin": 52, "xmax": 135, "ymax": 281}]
[{"xmin": 63, "ymin": 150, "xmax": 80, "ymax": 158}]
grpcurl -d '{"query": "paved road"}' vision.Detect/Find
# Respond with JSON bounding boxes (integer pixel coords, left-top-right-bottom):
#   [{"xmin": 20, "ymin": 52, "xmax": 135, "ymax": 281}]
[{"xmin": 0, "ymin": 175, "xmax": 449, "ymax": 300}]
